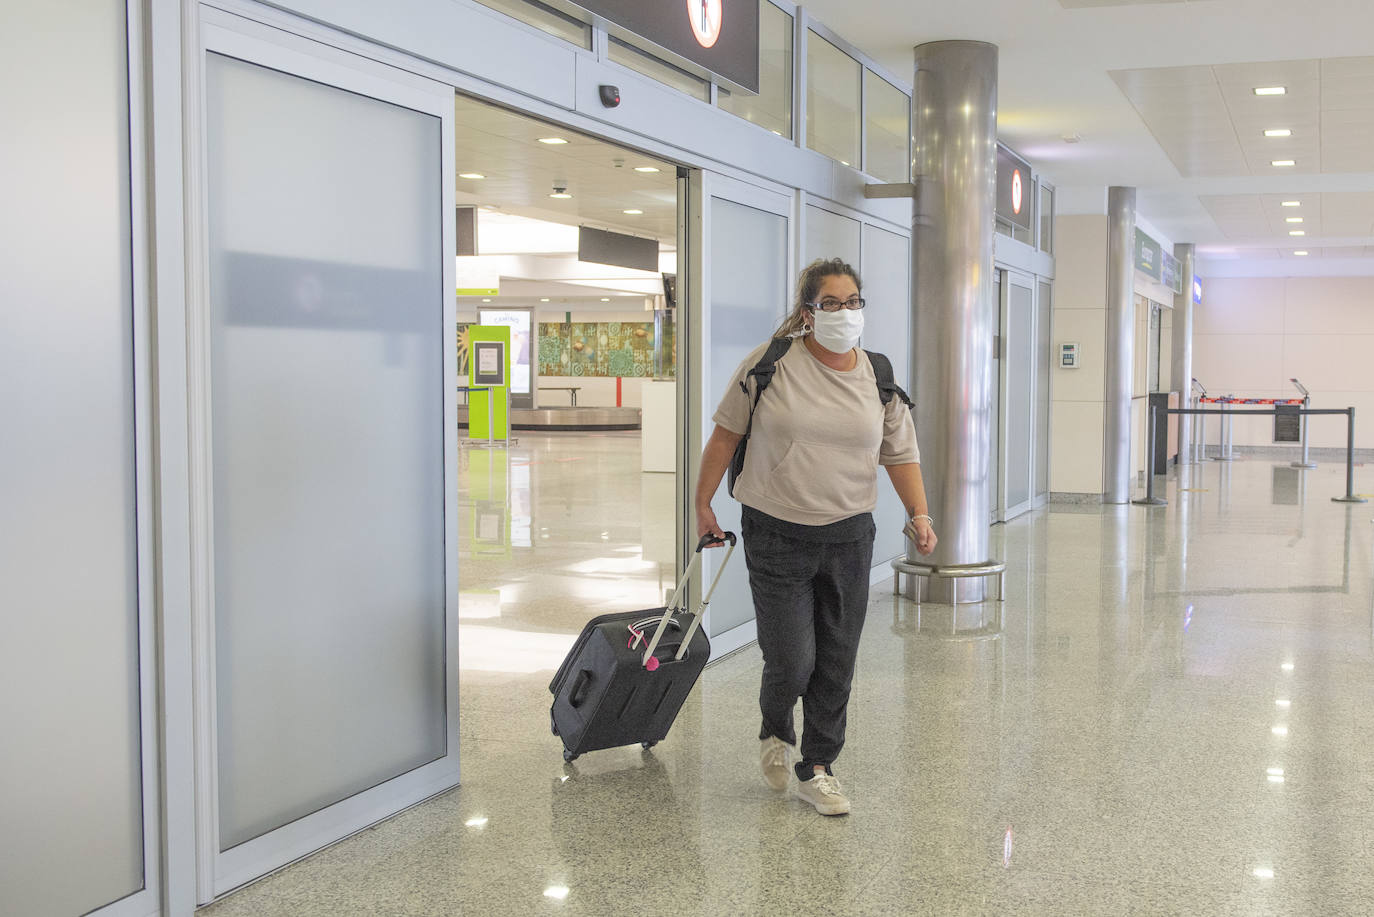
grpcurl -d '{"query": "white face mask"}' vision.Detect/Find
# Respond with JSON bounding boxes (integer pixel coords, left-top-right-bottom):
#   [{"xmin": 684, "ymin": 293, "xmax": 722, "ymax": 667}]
[{"xmin": 809, "ymin": 307, "xmax": 864, "ymax": 354}]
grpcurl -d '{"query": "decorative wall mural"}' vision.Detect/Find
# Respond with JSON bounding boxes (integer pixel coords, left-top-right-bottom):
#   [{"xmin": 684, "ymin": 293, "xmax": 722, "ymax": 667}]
[{"xmin": 537, "ymin": 321, "xmax": 675, "ymax": 378}]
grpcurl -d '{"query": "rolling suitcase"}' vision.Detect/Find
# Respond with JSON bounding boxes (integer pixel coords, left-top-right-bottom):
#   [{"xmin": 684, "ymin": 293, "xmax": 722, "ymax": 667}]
[{"xmin": 549, "ymin": 532, "xmax": 738, "ymax": 762}]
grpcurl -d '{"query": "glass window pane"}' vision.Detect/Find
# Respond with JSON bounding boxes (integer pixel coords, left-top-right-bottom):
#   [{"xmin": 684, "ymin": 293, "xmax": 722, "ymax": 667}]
[
  {"xmin": 206, "ymin": 54, "xmax": 447, "ymax": 850},
  {"xmin": 718, "ymin": 1, "xmax": 792, "ymax": 139},
  {"xmin": 805, "ymin": 31, "xmax": 860, "ymax": 167},
  {"xmin": 473, "ymin": 0, "xmax": 590, "ymax": 48},
  {"xmin": 804, "ymin": 204, "xmax": 860, "ymax": 266},
  {"xmin": 609, "ymin": 38, "xmax": 710, "ymax": 102},
  {"xmin": 864, "ymin": 70, "xmax": 909, "ymax": 182},
  {"xmin": 1039, "ymin": 183, "xmax": 1054, "ymax": 253},
  {"xmin": 0, "ymin": 2, "xmax": 146, "ymax": 914},
  {"xmin": 1008, "ymin": 281, "xmax": 1034, "ymax": 509}
]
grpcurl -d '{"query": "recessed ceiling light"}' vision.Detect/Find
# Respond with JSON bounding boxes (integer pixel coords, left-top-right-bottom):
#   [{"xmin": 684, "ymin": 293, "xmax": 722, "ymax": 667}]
[
  {"xmin": 549, "ymin": 192, "xmax": 573, "ymax": 199},
  {"xmin": 1281, "ymin": 201, "xmax": 1301, "ymax": 207},
  {"xmin": 1272, "ymin": 160, "xmax": 1296, "ymax": 167},
  {"xmin": 1294, "ymin": 250, "xmax": 1309, "ymax": 256},
  {"xmin": 458, "ymin": 172, "xmax": 486, "ymax": 179},
  {"xmin": 1264, "ymin": 129, "xmax": 1292, "ymax": 138},
  {"xmin": 1254, "ymin": 86, "xmax": 1287, "ymax": 96},
  {"xmin": 1289, "ymin": 230, "xmax": 1306, "ymax": 236},
  {"xmin": 482, "ymin": 298, "xmax": 492, "ymax": 303},
  {"xmin": 540, "ymin": 297, "xmax": 550, "ymax": 302},
  {"xmin": 600, "ymin": 297, "xmax": 610, "ymax": 302},
  {"xmin": 1286, "ymin": 217, "xmax": 1303, "ymax": 223},
  {"xmin": 538, "ymin": 137, "xmax": 568, "ymax": 145},
  {"xmin": 633, "ymin": 166, "xmax": 660, "ymax": 173},
  {"xmin": 623, "ymin": 209, "xmax": 643, "ymax": 215}
]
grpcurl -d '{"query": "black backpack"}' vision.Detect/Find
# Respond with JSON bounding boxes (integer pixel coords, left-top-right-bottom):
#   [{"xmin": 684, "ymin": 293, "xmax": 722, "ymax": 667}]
[{"xmin": 727, "ymin": 338, "xmax": 913, "ymax": 496}]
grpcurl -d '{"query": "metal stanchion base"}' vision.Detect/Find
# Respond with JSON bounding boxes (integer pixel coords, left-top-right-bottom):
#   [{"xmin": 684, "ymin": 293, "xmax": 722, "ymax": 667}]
[
  {"xmin": 1291, "ymin": 461, "xmax": 1317, "ymax": 469},
  {"xmin": 1332, "ymin": 496, "xmax": 1368, "ymax": 503},
  {"xmin": 1132, "ymin": 497, "xmax": 1167, "ymax": 506}
]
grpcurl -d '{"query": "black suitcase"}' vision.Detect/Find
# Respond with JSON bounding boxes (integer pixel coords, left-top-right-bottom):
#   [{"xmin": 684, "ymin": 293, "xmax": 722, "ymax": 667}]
[{"xmin": 549, "ymin": 532, "xmax": 737, "ymax": 762}]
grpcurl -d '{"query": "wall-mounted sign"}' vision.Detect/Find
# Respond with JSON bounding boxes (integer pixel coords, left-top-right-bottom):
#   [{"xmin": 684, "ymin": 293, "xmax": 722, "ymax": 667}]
[
  {"xmin": 1135, "ymin": 228, "xmax": 1161, "ymax": 282},
  {"xmin": 554, "ymin": 0, "xmax": 758, "ymax": 93},
  {"xmin": 995, "ymin": 145, "xmax": 1032, "ymax": 231}
]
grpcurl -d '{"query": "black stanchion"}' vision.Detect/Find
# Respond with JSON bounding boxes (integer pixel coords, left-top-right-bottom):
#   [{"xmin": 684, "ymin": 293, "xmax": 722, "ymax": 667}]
[{"xmin": 1132, "ymin": 405, "xmax": 1363, "ymax": 507}]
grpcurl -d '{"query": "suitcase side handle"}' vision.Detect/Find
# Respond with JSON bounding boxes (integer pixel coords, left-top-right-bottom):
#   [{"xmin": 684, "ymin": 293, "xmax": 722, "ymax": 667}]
[
  {"xmin": 642, "ymin": 532, "xmax": 738, "ymax": 667},
  {"xmin": 569, "ymin": 669, "xmax": 593, "ymax": 708}
]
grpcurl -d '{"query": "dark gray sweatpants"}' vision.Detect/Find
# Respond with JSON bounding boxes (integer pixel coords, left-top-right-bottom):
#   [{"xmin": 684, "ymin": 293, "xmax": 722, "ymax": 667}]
[{"xmin": 741, "ymin": 506, "xmax": 875, "ymax": 780}]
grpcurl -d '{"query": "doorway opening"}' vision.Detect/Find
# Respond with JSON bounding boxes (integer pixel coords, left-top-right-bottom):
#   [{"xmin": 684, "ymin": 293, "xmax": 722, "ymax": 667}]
[{"xmin": 450, "ymin": 94, "xmax": 685, "ymax": 716}]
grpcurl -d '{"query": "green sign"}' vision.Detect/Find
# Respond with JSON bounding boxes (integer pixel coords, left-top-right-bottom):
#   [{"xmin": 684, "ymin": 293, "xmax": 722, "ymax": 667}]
[{"xmin": 1135, "ymin": 228, "xmax": 1161, "ymax": 282}]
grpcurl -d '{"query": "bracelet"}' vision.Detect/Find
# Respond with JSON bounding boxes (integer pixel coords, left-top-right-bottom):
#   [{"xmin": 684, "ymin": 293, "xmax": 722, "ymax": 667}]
[{"xmin": 909, "ymin": 513, "xmax": 932, "ymax": 526}]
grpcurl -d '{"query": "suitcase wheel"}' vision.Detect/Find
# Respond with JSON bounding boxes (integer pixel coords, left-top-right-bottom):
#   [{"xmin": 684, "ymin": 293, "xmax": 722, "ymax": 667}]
[
  {"xmin": 563, "ymin": 748, "xmax": 577, "ymax": 763},
  {"xmin": 641, "ymin": 741, "xmax": 656, "ymax": 750}
]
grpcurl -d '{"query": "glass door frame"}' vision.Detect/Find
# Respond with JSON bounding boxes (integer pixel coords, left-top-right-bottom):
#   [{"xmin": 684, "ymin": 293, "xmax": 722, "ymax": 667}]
[
  {"xmin": 186, "ymin": 10, "xmax": 461, "ymax": 900},
  {"xmin": 995, "ymin": 267, "xmax": 1039, "ymax": 522}
]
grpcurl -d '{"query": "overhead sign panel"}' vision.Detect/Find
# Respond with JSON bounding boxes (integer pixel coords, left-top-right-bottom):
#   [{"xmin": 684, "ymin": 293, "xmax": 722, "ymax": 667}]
[{"xmin": 558, "ymin": 0, "xmax": 759, "ymax": 93}]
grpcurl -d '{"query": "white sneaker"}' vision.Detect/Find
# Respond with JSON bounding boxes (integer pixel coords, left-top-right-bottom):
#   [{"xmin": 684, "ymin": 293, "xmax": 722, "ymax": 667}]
[
  {"xmin": 796, "ymin": 772, "xmax": 850, "ymax": 815},
  {"xmin": 760, "ymin": 737, "xmax": 792, "ymax": 790}
]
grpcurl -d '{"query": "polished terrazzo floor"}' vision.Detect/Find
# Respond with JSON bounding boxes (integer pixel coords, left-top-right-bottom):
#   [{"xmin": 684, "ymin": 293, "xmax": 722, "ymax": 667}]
[{"xmin": 203, "ymin": 436, "xmax": 1374, "ymax": 916}]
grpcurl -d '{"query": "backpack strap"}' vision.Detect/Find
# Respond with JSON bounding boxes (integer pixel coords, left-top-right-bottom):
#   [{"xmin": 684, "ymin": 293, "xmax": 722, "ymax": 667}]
[
  {"xmin": 864, "ymin": 349, "xmax": 913, "ymax": 408},
  {"xmin": 740, "ymin": 337, "xmax": 794, "ymax": 408},
  {"xmin": 728, "ymin": 338, "xmax": 792, "ymax": 497}
]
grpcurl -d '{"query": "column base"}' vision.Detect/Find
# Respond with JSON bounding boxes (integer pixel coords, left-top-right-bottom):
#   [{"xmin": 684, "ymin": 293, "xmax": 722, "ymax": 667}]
[{"xmin": 891, "ymin": 558, "xmax": 1006, "ymax": 606}]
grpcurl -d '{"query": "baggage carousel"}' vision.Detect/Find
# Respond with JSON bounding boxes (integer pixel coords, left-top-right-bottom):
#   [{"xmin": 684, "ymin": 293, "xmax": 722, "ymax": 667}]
[{"xmin": 457, "ymin": 405, "xmax": 641, "ymax": 431}]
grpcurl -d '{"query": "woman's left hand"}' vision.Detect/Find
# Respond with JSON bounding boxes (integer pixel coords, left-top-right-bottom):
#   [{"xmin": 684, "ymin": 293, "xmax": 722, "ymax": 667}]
[{"xmin": 903, "ymin": 517, "xmax": 937, "ymax": 555}]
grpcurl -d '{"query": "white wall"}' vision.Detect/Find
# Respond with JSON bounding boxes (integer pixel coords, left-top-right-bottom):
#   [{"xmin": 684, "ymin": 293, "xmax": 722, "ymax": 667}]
[
  {"xmin": 1050, "ymin": 214, "xmax": 1107, "ymax": 494},
  {"xmin": 1194, "ymin": 276, "xmax": 1374, "ymax": 450}
]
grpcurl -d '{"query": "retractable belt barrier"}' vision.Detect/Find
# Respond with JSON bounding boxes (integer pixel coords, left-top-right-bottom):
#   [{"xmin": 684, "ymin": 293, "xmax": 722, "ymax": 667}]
[{"xmin": 1134, "ymin": 403, "xmax": 1365, "ymax": 506}]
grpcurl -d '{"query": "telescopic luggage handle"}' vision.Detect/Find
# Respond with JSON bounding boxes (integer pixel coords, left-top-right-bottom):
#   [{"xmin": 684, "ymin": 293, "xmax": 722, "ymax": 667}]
[{"xmin": 640, "ymin": 532, "xmax": 737, "ymax": 668}]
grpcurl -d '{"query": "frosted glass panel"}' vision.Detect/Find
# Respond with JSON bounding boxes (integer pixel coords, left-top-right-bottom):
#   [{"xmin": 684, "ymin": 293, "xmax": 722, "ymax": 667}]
[
  {"xmin": 861, "ymin": 226, "xmax": 911, "ymax": 562},
  {"xmin": 804, "ymin": 205, "xmax": 861, "ymax": 267},
  {"xmin": 708, "ymin": 197, "xmax": 787, "ymax": 636},
  {"xmin": 206, "ymin": 54, "xmax": 446, "ymax": 850},
  {"xmin": 805, "ymin": 31, "xmax": 860, "ymax": 167},
  {"xmin": 0, "ymin": 3, "xmax": 145, "ymax": 915}
]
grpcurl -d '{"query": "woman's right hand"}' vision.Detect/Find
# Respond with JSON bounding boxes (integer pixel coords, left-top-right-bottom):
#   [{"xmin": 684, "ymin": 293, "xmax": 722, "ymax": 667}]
[{"xmin": 697, "ymin": 505, "xmax": 726, "ymax": 546}]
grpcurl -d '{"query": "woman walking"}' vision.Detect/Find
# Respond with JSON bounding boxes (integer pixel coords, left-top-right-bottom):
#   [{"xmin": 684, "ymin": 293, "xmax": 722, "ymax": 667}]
[{"xmin": 695, "ymin": 258, "xmax": 936, "ymax": 815}]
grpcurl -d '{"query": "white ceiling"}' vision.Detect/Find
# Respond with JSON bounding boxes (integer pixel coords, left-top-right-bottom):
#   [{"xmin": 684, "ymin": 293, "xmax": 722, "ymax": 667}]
[
  {"xmin": 454, "ymin": 94, "xmax": 678, "ymax": 243},
  {"xmin": 453, "ymin": 94, "xmax": 678, "ymax": 310},
  {"xmin": 795, "ymin": 0, "xmax": 1374, "ymax": 276}
]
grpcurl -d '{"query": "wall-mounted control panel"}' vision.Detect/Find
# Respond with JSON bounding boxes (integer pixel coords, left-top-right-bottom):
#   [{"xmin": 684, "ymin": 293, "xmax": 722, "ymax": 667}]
[{"xmin": 1060, "ymin": 342, "xmax": 1079, "ymax": 369}]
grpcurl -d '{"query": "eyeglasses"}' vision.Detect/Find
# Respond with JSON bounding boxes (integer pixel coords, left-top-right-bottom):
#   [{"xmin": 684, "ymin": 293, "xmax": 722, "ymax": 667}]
[{"xmin": 808, "ymin": 296, "xmax": 866, "ymax": 312}]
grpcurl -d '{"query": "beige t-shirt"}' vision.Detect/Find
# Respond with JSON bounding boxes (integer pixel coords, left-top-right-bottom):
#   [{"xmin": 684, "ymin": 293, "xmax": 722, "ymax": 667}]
[{"xmin": 713, "ymin": 339, "xmax": 920, "ymax": 526}]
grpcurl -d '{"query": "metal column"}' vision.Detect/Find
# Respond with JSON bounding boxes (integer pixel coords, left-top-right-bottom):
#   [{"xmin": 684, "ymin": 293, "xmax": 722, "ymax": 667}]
[
  {"xmin": 1171, "ymin": 243, "xmax": 1196, "ymax": 464},
  {"xmin": 1103, "ymin": 187, "xmax": 1136, "ymax": 503},
  {"xmin": 910, "ymin": 40, "xmax": 998, "ymax": 603}
]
